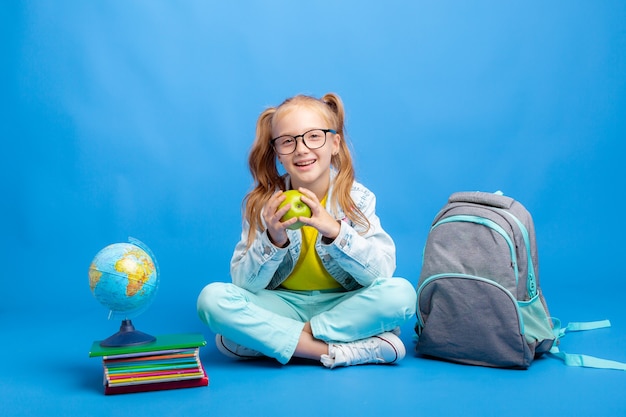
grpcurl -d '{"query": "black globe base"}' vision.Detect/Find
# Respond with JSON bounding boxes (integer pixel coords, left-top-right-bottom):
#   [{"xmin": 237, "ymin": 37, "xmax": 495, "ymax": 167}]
[{"xmin": 99, "ymin": 319, "xmax": 156, "ymax": 347}]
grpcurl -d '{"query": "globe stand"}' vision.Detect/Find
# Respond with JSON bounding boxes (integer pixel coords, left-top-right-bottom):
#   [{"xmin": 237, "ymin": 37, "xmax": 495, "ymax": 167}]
[{"xmin": 100, "ymin": 319, "xmax": 156, "ymax": 347}]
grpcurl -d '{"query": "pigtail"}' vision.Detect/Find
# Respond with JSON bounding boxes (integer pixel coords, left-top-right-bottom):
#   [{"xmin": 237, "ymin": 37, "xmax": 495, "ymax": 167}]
[
  {"xmin": 244, "ymin": 107, "xmax": 284, "ymax": 247},
  {"xmin": 322, "ymin": 93, "xmax": 371, "ymax": 233}
]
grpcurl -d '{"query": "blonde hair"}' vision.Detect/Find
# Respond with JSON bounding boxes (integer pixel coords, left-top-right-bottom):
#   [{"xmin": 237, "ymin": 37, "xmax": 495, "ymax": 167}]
[{"xmin": 243, "ymin": 92, "xmax": 370, "ymax": 247}]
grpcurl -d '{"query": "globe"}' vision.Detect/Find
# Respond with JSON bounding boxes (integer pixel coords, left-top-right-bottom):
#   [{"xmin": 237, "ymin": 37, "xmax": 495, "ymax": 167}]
[{"xmin": 88, "ymin": 238, "xmax": 159, "ymax": 347}]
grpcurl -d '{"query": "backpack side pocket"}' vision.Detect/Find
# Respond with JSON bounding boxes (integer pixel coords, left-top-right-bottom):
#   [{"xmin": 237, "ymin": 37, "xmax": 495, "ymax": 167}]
[{"xmin": 519, "ymin": 294, "xmax": 555, "ymax": 357}]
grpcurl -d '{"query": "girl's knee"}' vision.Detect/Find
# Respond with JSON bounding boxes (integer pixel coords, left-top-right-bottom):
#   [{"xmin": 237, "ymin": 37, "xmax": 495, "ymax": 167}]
[
  {"xmin": 395, "ymin": 277, "xmax": 417, "ymax": 302},
  {"xmin": 196, "ymin": 281, "xmax": 239, "ymax": 321},
  {"xmin": 198, "ymin": 282, "xmax": 225, "ymax": 311},
  {"xmin": 376, "ymin": 277, "xmax": 417, "ymax": 314}
]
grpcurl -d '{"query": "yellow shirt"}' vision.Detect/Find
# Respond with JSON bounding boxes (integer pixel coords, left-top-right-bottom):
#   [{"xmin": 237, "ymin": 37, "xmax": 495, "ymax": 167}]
[{"xmin": 280, "ymin": 196, "xmax": 341, "ymax": 291}]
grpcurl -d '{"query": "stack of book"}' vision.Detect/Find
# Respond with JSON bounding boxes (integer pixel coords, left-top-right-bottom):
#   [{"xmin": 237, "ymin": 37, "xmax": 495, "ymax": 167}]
[{"xmin": 89, "ymin": 333, "xmax": 209, "ymax": 395}]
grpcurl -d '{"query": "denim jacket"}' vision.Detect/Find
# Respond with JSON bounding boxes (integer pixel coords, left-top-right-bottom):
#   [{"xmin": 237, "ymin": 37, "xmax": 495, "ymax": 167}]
[{"xmin": 230, "ymin": 173, "xmax": 396, "ymax": 293}]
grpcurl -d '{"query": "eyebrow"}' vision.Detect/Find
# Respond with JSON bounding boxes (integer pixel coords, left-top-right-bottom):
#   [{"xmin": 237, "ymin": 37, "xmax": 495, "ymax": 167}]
[{"xmin": 275, "ymin": 128, "xmax": 321, "ymax": 137}]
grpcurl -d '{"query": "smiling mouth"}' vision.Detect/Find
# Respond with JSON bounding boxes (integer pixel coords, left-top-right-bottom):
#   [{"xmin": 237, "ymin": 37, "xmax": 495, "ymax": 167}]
[{"xmin": 295, "ymin": 160, "xmax": 315, "ymax": 167}]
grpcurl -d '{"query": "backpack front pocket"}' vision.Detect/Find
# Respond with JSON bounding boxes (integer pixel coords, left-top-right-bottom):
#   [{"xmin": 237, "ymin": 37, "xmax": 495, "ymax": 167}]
[{"xmin": 416, "ymin": 274, "xmax": 534, "ymax": 368}]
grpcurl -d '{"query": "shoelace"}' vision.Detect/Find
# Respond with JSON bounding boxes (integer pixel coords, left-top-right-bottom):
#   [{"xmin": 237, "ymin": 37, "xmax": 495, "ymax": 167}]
[{"xmin": 334, "ymin": 339, "xmax": 385, "ymax": 366}]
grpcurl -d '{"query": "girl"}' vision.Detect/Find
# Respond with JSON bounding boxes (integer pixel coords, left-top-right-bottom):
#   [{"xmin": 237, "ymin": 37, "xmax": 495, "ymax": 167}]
[{"xmin": 197, "ymin": 92, "xmax": 416, "ymax": 368}]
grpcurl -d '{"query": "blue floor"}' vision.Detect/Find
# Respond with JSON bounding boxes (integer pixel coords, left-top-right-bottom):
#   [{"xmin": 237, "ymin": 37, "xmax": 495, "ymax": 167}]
[{"xmin": 3, "ymin": 284, "xmax": 625, "ymax": 417}]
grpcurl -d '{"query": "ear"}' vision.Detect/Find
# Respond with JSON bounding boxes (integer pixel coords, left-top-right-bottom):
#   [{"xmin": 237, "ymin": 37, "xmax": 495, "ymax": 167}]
[{"xmin": 331, "ymin": 132, "xmax": 341, "ymax": 155}]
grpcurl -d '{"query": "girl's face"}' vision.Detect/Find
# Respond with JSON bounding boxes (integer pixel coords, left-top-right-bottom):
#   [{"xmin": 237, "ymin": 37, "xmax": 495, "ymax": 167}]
[{"xmin": 272, "ymin": 105, "xmax": 340, "ymax": 197}]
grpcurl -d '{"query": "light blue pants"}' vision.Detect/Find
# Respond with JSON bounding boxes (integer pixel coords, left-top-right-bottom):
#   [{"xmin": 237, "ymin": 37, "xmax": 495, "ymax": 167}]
[{"xmin": 197, "ymin": 277, "xmax": 417, "ymax": 364}]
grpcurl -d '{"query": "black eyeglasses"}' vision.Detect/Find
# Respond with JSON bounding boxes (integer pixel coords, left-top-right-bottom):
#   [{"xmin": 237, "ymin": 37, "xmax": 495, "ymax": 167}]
[{"xmin": 270, "ymin": 129, "xmax": 336, "ymax": 155}]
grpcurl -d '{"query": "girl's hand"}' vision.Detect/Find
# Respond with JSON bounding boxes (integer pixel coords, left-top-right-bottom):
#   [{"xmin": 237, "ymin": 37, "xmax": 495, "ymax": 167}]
[
  {"xmin": 297, "ymin": 187, "xmax": 341, "ymax": 241},
  {"xmin": 263, "ymin": 191, "xmax": 298, "ymax": 247}
]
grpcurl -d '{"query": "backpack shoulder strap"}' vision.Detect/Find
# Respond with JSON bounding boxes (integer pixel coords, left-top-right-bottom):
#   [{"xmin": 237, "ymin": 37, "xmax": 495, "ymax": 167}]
[{"xmin": 549, "ymin": 318, "xmax": 626, "ymax": 371}]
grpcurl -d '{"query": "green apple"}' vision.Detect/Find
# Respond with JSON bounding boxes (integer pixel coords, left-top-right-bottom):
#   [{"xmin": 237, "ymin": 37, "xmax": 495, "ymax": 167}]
[{"xmin": 278, "ymin": 190, "xmax": 312, "ymax": 230}]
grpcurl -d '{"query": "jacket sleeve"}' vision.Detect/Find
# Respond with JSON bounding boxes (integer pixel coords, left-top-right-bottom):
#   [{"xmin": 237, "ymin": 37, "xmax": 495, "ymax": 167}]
[
  {"xmin": 229, "ymin": 221, "xmax": 289, "ymax": 293},
  {"xmin": 321, "ymin": 191, "xmax": 396, "ymax": 287}
]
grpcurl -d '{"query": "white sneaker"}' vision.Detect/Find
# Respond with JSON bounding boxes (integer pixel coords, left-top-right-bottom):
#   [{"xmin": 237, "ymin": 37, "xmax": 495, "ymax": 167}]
[
  {"xmin": 320, "ymin": 332, "xmax": 406, "ymax": 369},
  {"xmin": 215, "ymin": 334, "xmax": 265, "ymax": 360}
]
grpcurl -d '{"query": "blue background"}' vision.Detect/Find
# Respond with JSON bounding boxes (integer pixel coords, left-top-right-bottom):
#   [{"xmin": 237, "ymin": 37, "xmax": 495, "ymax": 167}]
[{"xmin": 2, "ymin": 1, "xmax": 625, "ymax": 416}]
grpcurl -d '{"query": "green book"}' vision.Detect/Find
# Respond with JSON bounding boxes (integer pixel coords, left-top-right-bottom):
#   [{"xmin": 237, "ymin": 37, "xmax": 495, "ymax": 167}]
[{"xmin": 89, "ymin": 333, "xmax": 207, "ymax": 358}]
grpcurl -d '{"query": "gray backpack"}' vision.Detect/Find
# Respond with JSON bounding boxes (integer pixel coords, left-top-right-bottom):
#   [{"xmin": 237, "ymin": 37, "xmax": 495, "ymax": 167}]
[{"xmin": 414, "ymin": 191, "xmax": 626, "ymax": 370}]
